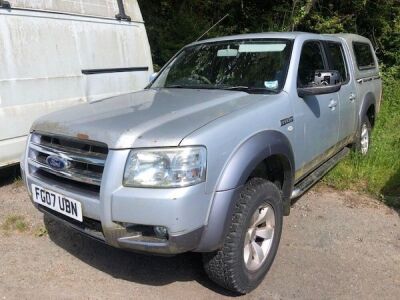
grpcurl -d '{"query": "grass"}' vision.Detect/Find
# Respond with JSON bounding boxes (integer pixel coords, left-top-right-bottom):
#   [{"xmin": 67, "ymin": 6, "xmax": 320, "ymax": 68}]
[
  {"xmin": 34, "ymin": 227, "xmax": 48, "ymax": 237},
  {"xmin": 1, "ymin": 215, "xmax": 29, "ymax": 233},
  {"xmin": 13, "ymin": 176, "xmax": 24, "ymax": 188},
  {"xmin": 324, "ymin": 78, "xmax": 400, "ymax": 209}
]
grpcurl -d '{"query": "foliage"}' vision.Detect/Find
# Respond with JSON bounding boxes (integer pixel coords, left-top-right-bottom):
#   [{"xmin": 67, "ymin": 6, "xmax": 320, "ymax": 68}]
[
  {"xmin": 324, "ymin": 79, "xmax": 400, "ymax": 209},
  {"xmin": 139, "ymin": 0, "xmax": 400, "ymax": 75}
]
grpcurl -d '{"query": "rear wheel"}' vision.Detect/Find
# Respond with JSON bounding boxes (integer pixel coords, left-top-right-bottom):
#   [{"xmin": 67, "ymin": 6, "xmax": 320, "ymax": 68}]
[
  {"xmin": 354, "ymin": 117, "xmax": 372, "ymax": 155},
  {"xmin": 202, "ymin": 178, "xmax": 283, "ymax": 294}
]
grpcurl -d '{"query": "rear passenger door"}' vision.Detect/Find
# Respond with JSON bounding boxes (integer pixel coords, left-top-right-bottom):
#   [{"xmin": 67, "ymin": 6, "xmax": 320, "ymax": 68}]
[
  {"xmin": 294, "ymin": 40, "xmax": 340, "ymax": 177},
  {"xmin": 325, "ymin": 41, "xmax": 357, "ymax": 142}
]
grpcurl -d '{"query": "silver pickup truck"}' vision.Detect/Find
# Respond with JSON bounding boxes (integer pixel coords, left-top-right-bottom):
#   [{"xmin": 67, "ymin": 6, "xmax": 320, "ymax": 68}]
[{"xmin": 21, "ymin": 32, "xmax": 382, "ymax": 294}]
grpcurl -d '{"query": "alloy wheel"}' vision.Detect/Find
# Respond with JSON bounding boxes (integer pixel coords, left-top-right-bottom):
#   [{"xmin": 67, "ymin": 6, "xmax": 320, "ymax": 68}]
[{"xmin": 243, "ymin": 204, "xmax": 275, "ymax": 271}]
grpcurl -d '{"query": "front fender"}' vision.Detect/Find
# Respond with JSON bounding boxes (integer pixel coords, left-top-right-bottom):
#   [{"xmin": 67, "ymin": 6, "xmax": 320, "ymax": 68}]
[
  {"xmin": 216, "ymin": 130, "xmax": 295, "ymax": 193},
  {"xmin": 195, "ymin": 130, "xmax": 295, "ymax": 252}
]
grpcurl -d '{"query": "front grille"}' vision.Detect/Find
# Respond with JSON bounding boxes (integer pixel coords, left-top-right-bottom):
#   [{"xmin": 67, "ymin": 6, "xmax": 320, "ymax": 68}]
[{"xmin": 28, "ymin": 132, "xmax": 108, "ymax": 192}]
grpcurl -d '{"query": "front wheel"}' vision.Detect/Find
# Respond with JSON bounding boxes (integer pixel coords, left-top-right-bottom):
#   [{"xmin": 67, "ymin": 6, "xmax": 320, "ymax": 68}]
[{"xmin": 202, "ymin": 178, "xmax": 283, "ymax": 294}]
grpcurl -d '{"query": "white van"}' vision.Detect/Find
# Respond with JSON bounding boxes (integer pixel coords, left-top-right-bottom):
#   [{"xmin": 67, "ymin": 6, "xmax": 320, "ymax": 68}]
[{"xmin": 0, "ymin": 0, "xmax": 153, "ymax": 168}]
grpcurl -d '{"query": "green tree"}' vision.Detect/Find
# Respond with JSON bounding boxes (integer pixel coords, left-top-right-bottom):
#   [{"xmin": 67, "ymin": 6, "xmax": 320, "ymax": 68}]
[{"xmin": 138, "ymin": 0, "xmax": 400, "ymax": 76}]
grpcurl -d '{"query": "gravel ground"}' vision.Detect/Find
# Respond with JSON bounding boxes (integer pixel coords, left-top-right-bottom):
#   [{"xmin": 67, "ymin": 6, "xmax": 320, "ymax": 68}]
[{"xmin": 0, "ymin": 177, "xmax": 399, "ymax": 300}]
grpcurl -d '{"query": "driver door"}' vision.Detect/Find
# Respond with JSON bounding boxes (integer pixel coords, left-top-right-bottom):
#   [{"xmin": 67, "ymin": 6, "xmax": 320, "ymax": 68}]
[{"xmin": 294, "ymin": 40, "xmax": 340, "ymax": 180}]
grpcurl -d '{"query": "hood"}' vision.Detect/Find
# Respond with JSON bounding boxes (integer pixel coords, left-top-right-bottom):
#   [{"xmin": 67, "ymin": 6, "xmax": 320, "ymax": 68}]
[{"xmin": 32, "ymin": 89, "xmax": 266, "ymax": 149}]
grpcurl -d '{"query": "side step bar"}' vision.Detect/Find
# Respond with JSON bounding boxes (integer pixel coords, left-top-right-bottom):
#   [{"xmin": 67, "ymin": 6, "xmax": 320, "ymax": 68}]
[{"xmin": 291, "ymin": 147, "xmax": 350, "ymax": 199}]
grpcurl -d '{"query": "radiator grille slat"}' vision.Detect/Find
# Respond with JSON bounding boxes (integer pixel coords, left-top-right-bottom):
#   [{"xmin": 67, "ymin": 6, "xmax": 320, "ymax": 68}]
[
  {"xmin": 29, "ymin": 142, "xmax": 106, "ymax": 166},
  {"xmin": 28, "ymin": 133, "xmax": 108, "ymax": 189}
]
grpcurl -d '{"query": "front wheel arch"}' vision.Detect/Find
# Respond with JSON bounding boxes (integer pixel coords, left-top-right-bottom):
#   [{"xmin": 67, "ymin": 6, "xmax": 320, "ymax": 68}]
[
  {"xmin": 195, "ymin": 131, "xmax": 294, "ymax": 252},
  {"xmin": 216, "ymin": 130, "xmax": 295, "ymax": 201}
]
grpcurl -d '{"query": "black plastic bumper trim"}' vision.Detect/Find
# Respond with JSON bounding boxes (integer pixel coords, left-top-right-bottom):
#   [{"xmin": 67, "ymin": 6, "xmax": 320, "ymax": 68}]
[{"xmin": 117, "ymin": 226, "xmax": 204, "ymax": 255}]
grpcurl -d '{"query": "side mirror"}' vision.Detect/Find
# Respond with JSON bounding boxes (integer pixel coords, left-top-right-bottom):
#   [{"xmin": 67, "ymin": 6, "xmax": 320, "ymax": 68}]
[
  {"xmin": 149, "ymin": 72, "xmax": 158, "ymax": 83},
  {"xmin": 298, "ymin": 70, "xmax": 342, "ymax": 98},
  {"xmin": 298, "ymin": 84, "xmax": 342, "ymax": 98}
]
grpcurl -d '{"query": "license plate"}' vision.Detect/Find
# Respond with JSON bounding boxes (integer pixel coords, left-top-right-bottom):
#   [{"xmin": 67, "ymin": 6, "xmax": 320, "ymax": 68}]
[{"xmin": 31, "ymin": 184, "xmax": 83, "ymax": 222}]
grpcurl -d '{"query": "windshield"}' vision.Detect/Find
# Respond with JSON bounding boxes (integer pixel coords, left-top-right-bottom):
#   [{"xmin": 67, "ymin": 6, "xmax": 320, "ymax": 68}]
[{"xmin": 151, "ymin": 39, "xmax": 293, "ymax": 93}]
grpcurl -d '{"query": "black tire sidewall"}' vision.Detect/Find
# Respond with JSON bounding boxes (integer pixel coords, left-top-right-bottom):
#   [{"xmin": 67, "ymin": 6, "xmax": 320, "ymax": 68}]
[{"xmin": 234, "ymin": 180, "xmax": 283, "ymax": 291}]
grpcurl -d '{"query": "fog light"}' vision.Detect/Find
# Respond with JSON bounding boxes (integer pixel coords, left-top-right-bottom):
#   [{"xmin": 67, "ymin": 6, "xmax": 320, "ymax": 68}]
[{"xmin": 154, "ymin": 226, "xmax": 168, "ymax": 239}]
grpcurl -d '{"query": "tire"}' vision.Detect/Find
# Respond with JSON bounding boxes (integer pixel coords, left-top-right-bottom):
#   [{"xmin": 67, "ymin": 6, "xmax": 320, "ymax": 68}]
[
  {"xmin": 202, "ymin": 178, "xmax": 283, "ymax": 294},
  {"xmin": 353, "ymin": 116, "xmax": 372, "ymax": 155}
]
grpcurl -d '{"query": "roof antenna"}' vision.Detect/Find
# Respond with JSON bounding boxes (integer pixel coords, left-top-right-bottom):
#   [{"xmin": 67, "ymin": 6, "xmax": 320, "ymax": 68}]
[{"xmin": 196, "ymin": 14, "xmax": 230, "ymax": 41}]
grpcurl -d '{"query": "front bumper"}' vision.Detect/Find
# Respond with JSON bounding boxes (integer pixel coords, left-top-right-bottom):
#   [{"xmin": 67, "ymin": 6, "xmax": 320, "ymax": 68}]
[
  {"xmin": 22, "ymin": 149, "xmax": 212, "ymax": 255},
  {"xmin": 38, "ymin": 203, "xmax": 204, "ymax": 255}
]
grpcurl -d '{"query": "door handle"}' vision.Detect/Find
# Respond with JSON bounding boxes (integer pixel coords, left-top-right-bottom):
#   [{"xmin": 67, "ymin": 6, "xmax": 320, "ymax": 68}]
[
  {"xmin": 328, "ymin": 99, "xmax": 338, "ymax": 111},
  {"xmin": 349, "ymin": 93, "xmax": 356, "ymax": 102}
]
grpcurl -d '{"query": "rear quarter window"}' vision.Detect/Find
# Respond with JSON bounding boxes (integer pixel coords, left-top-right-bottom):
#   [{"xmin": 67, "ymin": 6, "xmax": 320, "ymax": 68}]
[{"xmin": 353, "ymin": 42, "xmax": 376, "ymax": 70}]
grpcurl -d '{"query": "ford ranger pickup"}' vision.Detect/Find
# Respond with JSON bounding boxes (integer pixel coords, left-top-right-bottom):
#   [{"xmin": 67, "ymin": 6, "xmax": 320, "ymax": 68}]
[{"xmin": 21, "ymin": 32, "xmax": 382, "ymax": 294}]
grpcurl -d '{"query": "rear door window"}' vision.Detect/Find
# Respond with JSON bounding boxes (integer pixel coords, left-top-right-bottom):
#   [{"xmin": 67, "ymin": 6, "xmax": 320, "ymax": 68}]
[
  {"xmin": 326, "ymin": 42, "xmax": 348, "ymax": 83},
  {"xmin": 298, "ymin": 41, "xmax": 326, "ymax": 87},
  {"xmin": 353, "ymin": 42, "xmax": 376, "ymax": 70}
]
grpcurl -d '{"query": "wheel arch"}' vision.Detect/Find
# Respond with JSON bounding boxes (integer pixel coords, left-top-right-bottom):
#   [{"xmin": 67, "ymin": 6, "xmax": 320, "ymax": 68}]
[
  {"xmin": 216, "ymin": 130, "xmax": 295, "ymax": 200},
  {"xmin": 195, "ymin": 130, "xmax": 295, "ymax": 252},
  {"xmin": 359, "ymin": 92, "xmax": 376, "ymax": 128}
]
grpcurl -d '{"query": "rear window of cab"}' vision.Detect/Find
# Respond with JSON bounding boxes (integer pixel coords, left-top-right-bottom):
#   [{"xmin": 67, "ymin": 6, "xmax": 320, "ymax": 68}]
[{"xmin": 353, "ymin": 42, "xmax": 376, "ymax": 70}]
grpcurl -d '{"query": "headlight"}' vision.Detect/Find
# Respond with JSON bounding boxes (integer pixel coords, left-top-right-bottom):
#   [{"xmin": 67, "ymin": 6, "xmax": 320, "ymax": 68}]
[{"xmin": 123, "ymin": 147, "xmax": 207, "ymax": 188}]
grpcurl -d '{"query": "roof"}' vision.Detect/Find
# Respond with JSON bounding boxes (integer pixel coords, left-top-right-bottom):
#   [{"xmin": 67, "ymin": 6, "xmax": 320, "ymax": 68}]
[
  {"xmin": 328, "ymin": 33, "xmax": 373, "ymax": 45},
  {"xmin": 190, "ymin": 31, "xmax": 370, "ymax": 46},
  {"xmin": 191, "ymin": 32, "xmax": 305, "ymax": 46}
]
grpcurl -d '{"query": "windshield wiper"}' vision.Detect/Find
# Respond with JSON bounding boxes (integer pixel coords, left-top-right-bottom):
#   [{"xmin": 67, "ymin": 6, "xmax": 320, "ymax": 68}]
[
  {"xmin": 165, "ymin": 84, "xmax": 187, "ymax": 88},
  {"xmin": 223, "ymin": 86, "xmax": 279, "ymax": 94},
  {"xmin": 163, "ymin": 85, "xmax": 278, "ymax": 94},
  {"xmin": 164, "ymin": 84, "xmax": 220, "ymax": 90}
]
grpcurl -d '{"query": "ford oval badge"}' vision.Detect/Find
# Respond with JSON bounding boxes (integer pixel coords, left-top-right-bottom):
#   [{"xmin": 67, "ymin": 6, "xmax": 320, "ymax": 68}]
[{"xmin": 46, "ymin": 155, "xmax": 69, "ymax": 171}]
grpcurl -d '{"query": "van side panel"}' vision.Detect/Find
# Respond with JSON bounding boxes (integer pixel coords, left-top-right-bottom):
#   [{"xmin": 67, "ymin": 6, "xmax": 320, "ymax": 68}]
[
  {"xmin": 8, "ymin": 0, "xmax": 144, "ymax": 22},
  {"xmin": 0, "ymin": 8, "xmax": 153, "ymax": 167}
]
